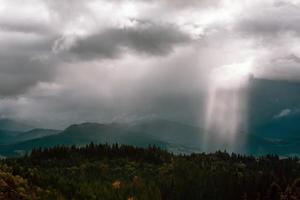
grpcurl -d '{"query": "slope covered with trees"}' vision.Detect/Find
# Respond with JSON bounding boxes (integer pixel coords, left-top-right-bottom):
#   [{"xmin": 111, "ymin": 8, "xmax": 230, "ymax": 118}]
[{"xmin": 1, "ymin": 143, "xmax": 300, "ymax": 200}]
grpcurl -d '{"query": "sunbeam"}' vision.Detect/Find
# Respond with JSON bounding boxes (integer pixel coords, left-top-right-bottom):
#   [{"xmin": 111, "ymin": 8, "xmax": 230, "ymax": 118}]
[{"xmin": 203, "ymin": 60, "xmax": 253, "ymax": 152}]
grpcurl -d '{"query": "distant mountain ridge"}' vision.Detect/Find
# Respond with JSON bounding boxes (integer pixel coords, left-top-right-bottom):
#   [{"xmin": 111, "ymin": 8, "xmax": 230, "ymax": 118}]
[
  {"xmin": 0, "ymin": 122, "xmax": 167, "ymax": 156},
  {"xmin": 125, "ymin": 119, "xmax": 203, "ymax": 149},
  {"xmin": 16, "ymin": 129, "xmax": 60, "ymax": 142},
  {"xmin": 1, "ymin": 78, "xmax": 300, "ymax": 157},
  {"xmin": 0, "ymin": 119, "xmax": 60, "ymax": 147},
  {"xmin": 0, "ymin": 119, "xmax": 300, "ymax": 157}
]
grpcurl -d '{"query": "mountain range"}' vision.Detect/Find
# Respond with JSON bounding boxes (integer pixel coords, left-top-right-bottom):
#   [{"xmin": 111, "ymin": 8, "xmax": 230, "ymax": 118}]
[
  {"xmin": 0, "ymin": 78, "xmax": 300, "ymax": 157},
  {"xmin": 0, "ymin": 118, "xmax": 299, "ymax": 157}
]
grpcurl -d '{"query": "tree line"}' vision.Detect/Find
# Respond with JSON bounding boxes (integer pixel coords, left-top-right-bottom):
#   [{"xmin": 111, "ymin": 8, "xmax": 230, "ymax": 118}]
[{"xmin": 1, "ymin": 143, "xmax": 300, "ymax": 199}]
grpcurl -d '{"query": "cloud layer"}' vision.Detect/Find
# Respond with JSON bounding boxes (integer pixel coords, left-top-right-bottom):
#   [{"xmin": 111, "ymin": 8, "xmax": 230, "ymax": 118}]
[{"xmin": 0, "ymin": 0, "xmax": 300, "ymax": 128}]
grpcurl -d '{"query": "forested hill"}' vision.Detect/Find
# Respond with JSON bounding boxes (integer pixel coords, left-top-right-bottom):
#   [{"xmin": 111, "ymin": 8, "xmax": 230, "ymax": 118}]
[{"xmin": 1, "ymin": 144, "xmax": 300, "ymax": 200}]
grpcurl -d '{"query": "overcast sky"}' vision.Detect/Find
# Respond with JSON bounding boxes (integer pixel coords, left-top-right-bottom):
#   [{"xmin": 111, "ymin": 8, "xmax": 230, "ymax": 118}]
[{"xmin": 0, "ymin": 0, "xmax": 300, "ymax": 128}]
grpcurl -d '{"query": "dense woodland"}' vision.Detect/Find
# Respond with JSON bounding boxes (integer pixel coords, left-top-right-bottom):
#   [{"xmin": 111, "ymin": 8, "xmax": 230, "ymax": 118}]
[{"xmin": 1, "ymin": 143, "xmax": 300, "ymax": 200}]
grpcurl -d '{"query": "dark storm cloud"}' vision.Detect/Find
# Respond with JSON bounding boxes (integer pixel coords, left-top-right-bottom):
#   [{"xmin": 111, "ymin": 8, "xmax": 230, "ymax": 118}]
[
  {"xmin": 0, "ymin": 31, "xmax": 58, "ymax": 96},
  {"xmin": 55, "ymin": 24, "xmax": 191, "ymax": 60},
  {"xmin": 11, "ymin": 49, "xmax": 206, "ymax": 128},
  {"xmin": 0, "ymin": 53, "xmax": 56, "ymax": 96},
  {"xmin": 1, "ymin": 0, "xmax": 300, "ymax": 128},
  {"xmin": 0, "ymin": 0, "xmax": 192, "ymax": 99}
]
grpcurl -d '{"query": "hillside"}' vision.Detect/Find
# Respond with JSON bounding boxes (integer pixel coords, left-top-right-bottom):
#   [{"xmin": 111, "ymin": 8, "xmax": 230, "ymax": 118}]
[
  {"xmin": 0, "ymin": 129, "xmax": 21, "ymax": 144},
  {"xmin": 1, "ymin": 119, "xmax": 300, "ymax": 157},
  {"xmin": 15, "ymin": 129, "xmax": 61, "ymax": 142},
  {"xmin": 0, "ymin": 123, "xmax": 167, "ymax": 156},
  {"xmin": 1, "ymin": 144, "xmax": 300, "ymax": 200},
  {"xmin": 0, "ymin": 128, "xmax": 60, "ymax": 146},
  {"xmin": 126, "ymin": 119, "xmax": 203, "ymax": 148}
]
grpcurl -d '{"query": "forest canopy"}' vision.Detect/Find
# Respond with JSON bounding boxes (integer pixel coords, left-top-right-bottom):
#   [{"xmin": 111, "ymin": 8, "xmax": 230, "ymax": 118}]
[{"xmin": 1, "ymin": 143, "xmax": 300, "ymax": 200}]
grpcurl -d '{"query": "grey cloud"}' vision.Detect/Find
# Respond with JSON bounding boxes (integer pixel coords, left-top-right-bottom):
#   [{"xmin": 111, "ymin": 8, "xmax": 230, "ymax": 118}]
[
  {"xmin": 0, "ymin": 54, "xmax": 56, "ymax": 96},
  {"xmin": 0, "ymin": 20, "xmax": 52, "ymax": 35},
  {"xmin": 256, "ymin": 52, "xmax": 300, "ymax": 82},
  {"xmin": 236, "ymin": 2, "xmax": 300, "ymax": 38},
  {"xmin": 270, "ymin": 54, "xmax": 300, "ymax": 64},
  {"xmin": 286, "ymin": 54, "xmax": 300, "ymax": 63},
  {"xmin": 0, "ymin": 45, "xmax": 208, "ymax": 128},
  {"xmin": 232, "ymin": 1, "xmax": 300, "ymax": 82},
  {"xmin": 157, "ymin": 0, "xmax": 221, "ymax": 9},
  {"xmin": 0, "ymin": 33, "xmax": 58, "ymax": 97},
  {"xmin": 2, "ymin": 0, "xmax": 300, "ymax": 128},
  {"xmin": 57, "ymin": 24, "xmax": 191, "ymax": 60},
  {"xmin": 111, "ymin": 0, "xmax": 221, "ymax": 9},
  {"xmin": 43, "ymin": 0, "xmax": 92, "ymax": 20}
]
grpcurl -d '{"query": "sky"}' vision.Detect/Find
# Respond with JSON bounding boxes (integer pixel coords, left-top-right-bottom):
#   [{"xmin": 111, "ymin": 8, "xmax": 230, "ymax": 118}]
[{"xmin": 0, "ymin": 0, "xmax": 300, "ymax": 128}]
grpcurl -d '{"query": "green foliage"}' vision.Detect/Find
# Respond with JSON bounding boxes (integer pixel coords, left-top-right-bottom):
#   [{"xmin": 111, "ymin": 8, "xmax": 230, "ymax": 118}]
[{"xmin": 1, "ymin": 143, "xmax": 300, "ymax": 199}]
